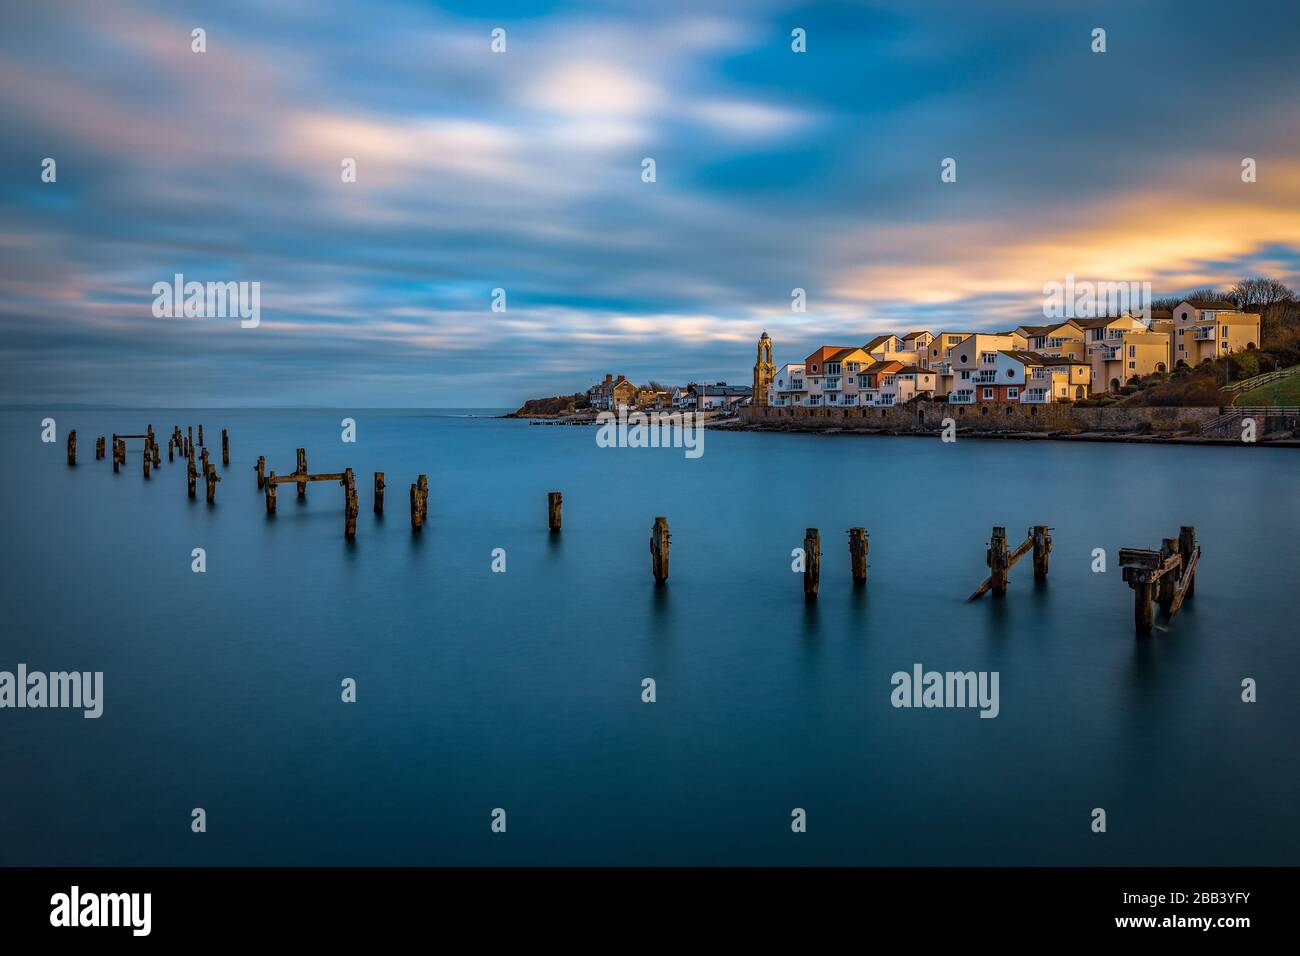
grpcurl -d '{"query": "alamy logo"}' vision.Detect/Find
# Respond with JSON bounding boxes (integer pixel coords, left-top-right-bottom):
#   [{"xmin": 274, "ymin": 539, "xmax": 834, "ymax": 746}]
[
  {"xmin": 890, "ymin": 663, "xmax": 999, "ymax": 718},
  {"xmin": 50, "ymin": 886, "xmax": 151, "ymax": 936},
  {"xmin": 1042, "ymin": 274, "xmax": 1151, "ymax": 322},
  {"xmin": 0, "ymin": 664, "xmax": 103, "ymax": 718},
  {"xmin": 151, "ymin": 273, "xmax": 261, "ymax": 328},
  {"xmin": 595, "ymin": 408, "xmax": 704, "ymax": 459}
]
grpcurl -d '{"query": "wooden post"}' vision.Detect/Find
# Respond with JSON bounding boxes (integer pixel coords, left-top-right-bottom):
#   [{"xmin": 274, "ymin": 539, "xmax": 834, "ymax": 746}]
[
  {"xmin": 205, "ymin": 463, "xmax": 220, "ymax": 503},
  {"xmin": 1031, "ymin": 525, "xmax": 1051, "ymax": 580},
  {"xmin": 803, "ymin": 528, "xmax": 821, "ymax": 600},
  {"xmin": 1178, "ymin": 526, "xmax": 1197, "ymax": 601},
  {"xmin": 343, "ymin": 468, "xmax": 358, "ymax": 538},
  {"xmin": 548, "ymin": 491, "xmax": 563, "ymax": 532},
  {"xmin": 418, "ymin": 474, "xmax": 429, "ymax": 523},
  {"xmin": 410, "ymin": 482, "xmax": 424, "ymax": 531},
  {"xmin": 187, "ymin": 447, "xmax": 197, "ymax": 498},
  {"xmin": 650, "ymin": 517, "xmax": 670, "ymax": 583},
  {"xmin": 186, "ymin": 427, "xmax": 193, "ymax": 457},
  {"xmin": 221, "ymin": 429, "xmax": 229, "ymax": 467},
  {"xmin": 201, "ymin": 447, "xmax": 209, "ymax": 476},
  {"xmin": 111, "ymin": 437, "xmax": 120, "ymax": 473},
  {"xmin": 374, "ymin": 472, "xmax": 385, "ymax": 514},
  {"xmin": 296, "ymin": 448, "xmax": 307, "ymax": 497},
  {"xmin": 255, "ymin": 456, "xmax": 266, "ymax": 489},
  {"xmin": 96, "ymin": 436, "xmax": 105, "ymax": 460},
  {"xmin": 847, "ymin": 527, "xmax": 868, "ymax": 585},
  {"xmin": 266, "ymin": 472, "xmax": 278, "ymax": 513},
  {"xmin": 1134, "ymin": 579, "xmax": 1155, "ymax": 634},
  {"xmin": 198, "ymin": 424, "xmax": 204, "ymax": 446},
  {"xmin": 143, "ymin": 441, "xmax": 151, "ymax": 478},
  {"xmin": 67, "ymin": 429, "xmax": 77, "ymax": 466},
  {"xmin": 988, "ymin": 527, "xmax": 1010, "ymax": 597},
  {"xmin": 167, "ymin": 437, "xmax": 174, "ymax": 462},
  {"xmin": 152, "ymin": 439, "xmax": 160, "ymax": 468}
]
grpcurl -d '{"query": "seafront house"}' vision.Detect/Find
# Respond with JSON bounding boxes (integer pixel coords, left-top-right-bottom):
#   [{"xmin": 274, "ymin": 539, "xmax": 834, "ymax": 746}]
[
  {"xmin": 947, "ymin": 333, "xmax": 1026, "ymax": 402},
  {"xmin": 1164, "ymin": 300, "xmax": 1261, "ymax": 367},
  {"xmin": 692, "ymin": 383, "xmax": 752, "ymax": 410},
  {"xmin": 873, "ymin": 364, "xmax": 938, "ymax": 405},
  {"xmin": 588, "ymin": 373, "xmax": 638, "ymax": 410},
  {"xmin": 768, "ymin": 364, "xmax": 806, "ymax": 407},
  {"xmin": 923, "ymin": 331, "xmax": 977, "ymax": 396},
  {"xmin": 989, "ymin": 351, "xmax": 1092, "ymax": 403},
  {"xmin": 901, "ymin": 330, "xmax": 934, "ymax": 356},
  {"xmin": 803, "ymin": 346, "xmax": 852, "ymax": 406},
  {"xmin": 864, "ymin": 334, "xmax": 923, "ymax": 366},
  {"xmin": 1089, "ymin": 329, "xmax": 1172, "ymax": 393}
]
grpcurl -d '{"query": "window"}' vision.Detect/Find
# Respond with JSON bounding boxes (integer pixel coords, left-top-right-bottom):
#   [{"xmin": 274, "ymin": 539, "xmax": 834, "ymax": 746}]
[
  {"xmin": 1129, "ymin": 345, "xmax": 1135, "ymax": 358},
  {"xmin": 1006, "ymin": 369, "xmax": 1015, "ymax": 378},
  {"xmin": 1008, "ymin": 387, "xmax": 1019, "ymax": 399},
  {"xmin": 810, "ymin": 364, "xmax": 817, "ymax": 372},
  {"xmin": 982, "ymin": 388, "xmax": 993, "ymax": 400},
  {"xmin": 1128, "ymin": 361, "xmax": 1135, "ymax": 369},
  {"xmin": 960, "ymin": 354, "xmax": 969, "ymax": 363},
  {"xmin": 980, "ymin": 351, "xmax": 996, "ymax": 364},
  {"xmin": 1222, "ymin": 326, "xmax": 1229, "ymax": 338}
]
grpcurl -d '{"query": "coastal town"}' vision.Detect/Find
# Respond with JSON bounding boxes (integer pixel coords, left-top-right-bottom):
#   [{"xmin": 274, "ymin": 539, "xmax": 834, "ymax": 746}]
[{"xmin": 517, "ymin": 297, "xmax": 1267, "ymax": 418}]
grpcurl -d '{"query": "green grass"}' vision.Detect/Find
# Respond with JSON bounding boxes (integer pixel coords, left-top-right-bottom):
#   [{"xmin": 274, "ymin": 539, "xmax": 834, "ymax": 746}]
[{"xmin": 1236, "ymin": 372, "xmax": 1300, "ymax": 406}]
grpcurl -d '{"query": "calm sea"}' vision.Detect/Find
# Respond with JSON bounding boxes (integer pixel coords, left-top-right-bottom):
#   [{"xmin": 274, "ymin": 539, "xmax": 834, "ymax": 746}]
[{"xmin": 2, "ymin": 408, "xmax": 1298, "ymax": 865}]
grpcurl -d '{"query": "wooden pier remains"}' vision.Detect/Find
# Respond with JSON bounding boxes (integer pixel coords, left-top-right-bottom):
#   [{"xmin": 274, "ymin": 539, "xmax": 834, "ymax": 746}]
[
  {"xmin": 847, "ymin": 527, "xmax": 868, "ymax": 585},
  {"xmin": 548, "ymin": 492, "xmax": 562, "ymax": 532},
  {"xmin": 296, "ymin": 448, "xmax": 308, "ymax": 497},
  {"xmin": 255, "ymin": 456, "xmax": 266, "ymax": 489},
  {"xmin": 222, "ymin": 429, "xmax": 229, "ymax": 466},
  {"xmin": 95, "ymin": 436, "xmax": 105, "ymax": 461},
  {"xmin": 650, "ymin": 517, "xmax": 670, "ymax": 583},
  {"xmin": 198, "ymin": 424, "xmax": 204, "ymax": 446},
  {"xmin": 263, "ymin": 458, "xmax": 359, "ymax": 537},
  {"xmin": 67, "ymin": 430, "xmax": 76, "ymax": 466},
  {"xmin": 969, "ymin": 525, "xmax": 1053, "ymax": 600},
  {"xmin": 187, "ymin": 447, "xmax": 198, "ymax": 498},
  {"xmin": 803, "ymin": 528, "xmax": 821, "ymax": 600},
  {"xmin": 205, "ymin": 463, "xmax": 221, "ymax": 503},
  {"xmin": 1120, "ymin": 526, "xmax": 1199, "ymax": 635},
  {"xmin": 373, "ymin": 472, "xmax": 385, "ymax": 514}
]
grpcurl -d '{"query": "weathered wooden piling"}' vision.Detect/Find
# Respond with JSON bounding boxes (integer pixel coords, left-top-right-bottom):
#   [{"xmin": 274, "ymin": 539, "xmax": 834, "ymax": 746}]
[
  {"xmin": 1178, "ymin": 526, "xmax": 1198, "ymax": 603},
  {"xmin": 255, "ymin": 456, "xmax": 266, "ymax": 489},
  {"xmin": 111, "ymin": 436, "xmax": 121, "ymax": 472},
  {"xmin": 151, "ymin": 439, "xmax": 160, "ymax": 468},
  {"xmin": 198, "ymin": 424, "xmax": 204, "ymax": 446},
  {"xmin": 205, "ymin": 464, "xmax": 220, "ymax": 503},
  {"xmin": 266, "ymin": 472, "xmax": 278, "ymax": 513},
  {"xmin": 650, "ymin": 517, "xmax": 671, "ymax": 583},
  {"xmin": 1157, "ymin": 538, "xmax": 1180, "ymax": 614},
  {"xmin": 167, "ymin": 437, "xmax": 174, "ymax": 462},
  {"xmin": 847, "ymin": 527, "xmax": 868, "ymax": 585},
  {"xmin": 187, "ymin": 448, "xmax": 198, "ymax": 498},
  {"xmin": 296, "ymin": 448, "xmax": 307, "ymax": 497},
  {"xmin": 143, "ymin": 442, "xmax": 151, "ymax": 478},
  {"xmin": 221, "ymin": 429, "xmax": 229, "ymax": 467},
  {"xmin": 409, "ymin": 474, "xmax": 429, "ymax": 530},
  {"xmin": 1031, "ymin": 525, "xmax": 1052, "ymax": 580},
  {"xmin": 803, "ymin": 528, "xmax": 821, "ymax": 600},
  {"xmin": 67, "ymin": 429, "xmax": 76, "ymax": 466},
  {"xmin": 343, "ymin": 468, "xmax": 358, "ymax": 538},
  {"xmin": 548, "ymin": 491, "xmax": 563, "ymax": 532},
  {"xmin": 373, "ymin": 472, "xmax": 385, "ymax": 514},
  {"xmin": 988, "ymin": 527, "xmax": 1010, "ymax": 596},
  {"xmin": 201, "ymin": 447, "xmax": 209, "ymax": 476},
  {"xmin": 96, "ymin": 436, "xmax": 105, "ymax": 460}
]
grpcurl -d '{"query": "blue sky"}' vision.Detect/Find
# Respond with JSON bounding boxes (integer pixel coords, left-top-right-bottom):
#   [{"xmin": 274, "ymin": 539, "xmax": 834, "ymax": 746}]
[{"xmin": 2, "ymin": 0, "xmax": 1299, "ymax": 406}]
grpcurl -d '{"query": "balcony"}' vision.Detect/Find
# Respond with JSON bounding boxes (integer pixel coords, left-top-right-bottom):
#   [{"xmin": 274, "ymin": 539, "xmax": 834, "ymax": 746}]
[{"xmin": 949, "ymin": 391, "xmax": 975, "ymax": 404}]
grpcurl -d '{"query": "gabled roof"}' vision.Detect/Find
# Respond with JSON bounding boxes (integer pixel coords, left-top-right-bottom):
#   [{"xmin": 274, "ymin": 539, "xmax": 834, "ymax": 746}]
[
  {"xmin": 1180, "ymin": 299, "xmax": 1237, "ymax": 311},
  {"xmin": 1074, "ymin": 315, "xmax": 1143, "ymax": 329},
  {"xmin": 863, "ymin": 334, "xmax": 900, "ymax": 352},
  {"xmin": 1000, "ymin": 350, "xmax": 1047, "ymax": 366},
  {"xmin": 901, "ymin": 330, "xmax": 932, "ymax": 341},
  {"xmin": 892, "ymin": 364, "xmax": 935, "ymax": 376}
]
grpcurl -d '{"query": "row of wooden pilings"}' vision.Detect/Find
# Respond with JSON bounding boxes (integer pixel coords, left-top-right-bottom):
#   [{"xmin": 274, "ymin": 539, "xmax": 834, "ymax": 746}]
[
  {"xmin": 66, "ymin": 430, "xmax": 1197, "ymax": 634},
  {"xmin": 68, "ymin": 422, "xmax": 227, "ymax": 503}
]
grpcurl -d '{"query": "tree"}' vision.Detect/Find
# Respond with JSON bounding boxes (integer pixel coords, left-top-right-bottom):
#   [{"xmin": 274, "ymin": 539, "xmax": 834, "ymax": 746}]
[{"xmin": 1229, "ymin": 277, "xmax": 1296, "ymax": 309}]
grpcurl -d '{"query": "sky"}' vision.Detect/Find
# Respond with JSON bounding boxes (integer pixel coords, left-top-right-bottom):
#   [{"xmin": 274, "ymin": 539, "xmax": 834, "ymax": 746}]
[{"xmin": 2, "ymin": 0, "xmax": 1299, "ymax": 407}]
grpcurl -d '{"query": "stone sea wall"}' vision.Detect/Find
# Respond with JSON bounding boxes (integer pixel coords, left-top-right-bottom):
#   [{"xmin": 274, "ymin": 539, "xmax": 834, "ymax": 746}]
[{"xmin": 741, "ymin": 401, "xmax": 1220, "ymax": 435}]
